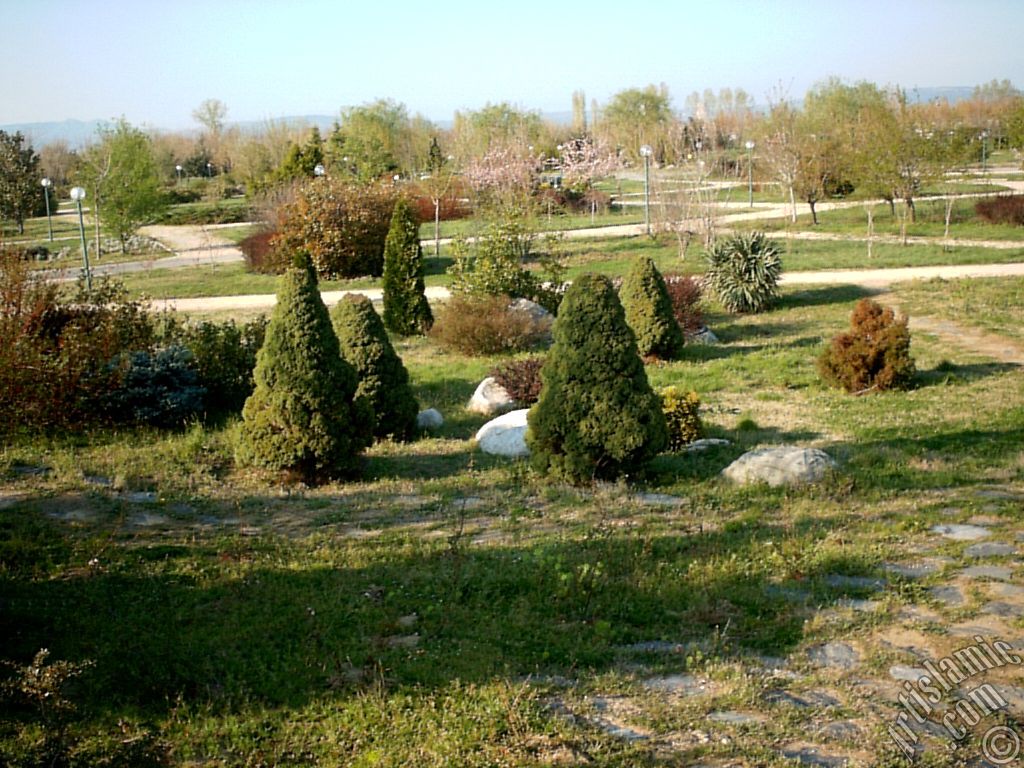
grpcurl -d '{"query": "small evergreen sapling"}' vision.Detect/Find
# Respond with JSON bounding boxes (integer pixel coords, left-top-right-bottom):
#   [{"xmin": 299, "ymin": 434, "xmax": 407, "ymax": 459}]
[
  {"xmin": 527, "ymin": 273, "xmax": 667, "ymax": 484},
  {"xmin": 237, "ymin": 255, "xmax": 373, "ymax": 483},
  {"xmin": 331, "ymin": 293, "xmax": 419, "ymax": 441},
  {"xmin": 619, "ymin": 256, "xmax": 685, "ymax": 359},
  {"xmin": 382, "ymin": 198, "xmax": 433, "ymax": 335}
]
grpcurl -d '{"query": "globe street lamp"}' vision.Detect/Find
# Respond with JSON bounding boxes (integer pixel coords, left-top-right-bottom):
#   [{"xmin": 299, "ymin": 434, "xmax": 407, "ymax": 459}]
[
  {"xmin": 980, "ymin": 130, "xmax": 989, "ymax": 172},
  {"xmin": 40, "ymin": 178, "xmax": 53, "ymax": 242},
  {"xmin": 175, "ymin": 164, "xmax": 183, "ymax": 184},
  {"xmin": 745, "ymin": 140, "xmax": 756, "ymax": 207},
  {"xmin": 70, "ymin": 186, "xmax": 91, "ymax": 291},
  {"xmin": 206, "ymin": 162, "xmax": 213, "ymax": 179},
  {"xmin": 640, "ymin": 144, "xmax": 653, "ymax": 235}
]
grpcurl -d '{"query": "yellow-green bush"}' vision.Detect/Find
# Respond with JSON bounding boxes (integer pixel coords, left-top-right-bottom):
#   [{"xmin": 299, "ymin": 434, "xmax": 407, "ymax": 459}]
[{"xmin": 659, "ymin": 386, "xmax": 703, "ymax": 451}]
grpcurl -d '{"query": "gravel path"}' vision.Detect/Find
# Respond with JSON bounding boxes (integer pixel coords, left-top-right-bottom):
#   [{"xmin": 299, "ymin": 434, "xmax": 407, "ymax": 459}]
[{"xmin": 148, "ymin": 261, "xmax": 1024, "ymax": 314}]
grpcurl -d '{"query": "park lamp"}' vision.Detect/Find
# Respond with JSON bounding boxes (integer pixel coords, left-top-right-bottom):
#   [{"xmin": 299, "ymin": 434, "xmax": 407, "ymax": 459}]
[
  {"xmin": 70, "ymin": 186, "xmax": 92, "ymax": 291},
  {"xmin": 640, "ymin": 145, "xmax": 653, "ymax": 236},
  {"xmin": 745, "ymin": 141, "xmax": 756, "ymax": 207},
  {"xmin": 40, "ymin": 178, "xmax": 53, "ymax": 242}
]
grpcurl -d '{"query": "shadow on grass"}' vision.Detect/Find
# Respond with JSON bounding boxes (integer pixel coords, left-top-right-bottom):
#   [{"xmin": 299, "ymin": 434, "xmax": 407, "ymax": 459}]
[
  {"xmin": 916, "ymin": 360, "xmax": 1019, "ymax": 387},
  {"xmin": 0, "ymin": 505, "xmax": 854, "ymax": 720},
  {"xmin": 776, "ymin": 284, "xmax": 879, "ymax": 309}
]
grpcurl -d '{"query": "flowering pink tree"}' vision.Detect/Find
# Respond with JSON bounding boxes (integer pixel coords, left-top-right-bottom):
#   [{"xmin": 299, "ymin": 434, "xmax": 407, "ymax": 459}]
[
  {"xmin": 558, "ymin": 137, "xmax": 622, "ymax": 221},
  {"xmin": 463, "ymin": 142, "xmax": 542, "ymax": 214}
]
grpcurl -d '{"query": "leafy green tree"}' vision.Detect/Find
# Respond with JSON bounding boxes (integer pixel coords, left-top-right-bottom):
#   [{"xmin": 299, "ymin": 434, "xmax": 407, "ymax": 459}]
[
  {"xmin": 619, "ymin": 256, "xmax": 684, "ymax": 359},
  {"xmin": 452, "ymin": 102, "xmax": 548, "ymax": 158},
  {"xmin": 0, "ymin": 131, "xmax": 41, "ymax": 235},
  {"xmin": 527, "ymin": 273, "xmax": 667, "ymax": 484},
  {"xmin": 237, "ymin": 255, "xmax": 373, "ymax": 483},
  {"xmin": 382, "ymin": 198, "xmax": 433, "ymax": 335},
  {"xmin": 327, "ymin": 99, "xmax": 413, "ymax": 180},
  {"xmin": 597, "ymin": 84, "xmax": 674, "ymax": 163},
  {"xmin": 92, "ymin": 120, "xmax": 168, "ymax": 253},
  {"xmin": 331, "ymin": 294, "xmax": 419, "ymax": 441},
  {"xmin": 275, "ymin": 126, "xmax": 324, "ymax": 181}
]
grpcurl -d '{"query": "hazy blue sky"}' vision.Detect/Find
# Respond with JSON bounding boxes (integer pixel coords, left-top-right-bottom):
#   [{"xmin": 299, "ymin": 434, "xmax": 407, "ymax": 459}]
[{"xmin": 4, "ymin": 0, "xmax": 1023, "ymax": 128}]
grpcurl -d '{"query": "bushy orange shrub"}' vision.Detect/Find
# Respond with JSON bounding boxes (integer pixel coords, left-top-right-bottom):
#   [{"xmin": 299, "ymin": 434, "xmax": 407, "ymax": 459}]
[{"xmin": 818, "ymin": 299, "xmax": 915, "ymax": 393}]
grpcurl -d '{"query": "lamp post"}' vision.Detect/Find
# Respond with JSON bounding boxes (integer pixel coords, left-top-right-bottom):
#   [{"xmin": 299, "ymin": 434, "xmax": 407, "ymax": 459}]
[
  {"xmin": 745, "ymin": 140, "xmax": 755, "ymax": 207},
  {"xmin": 980, "ymin": 130, "xmax": 989, "ymax": 172},
  {"xmin": 175, "ymin": 164, "xmax": 183, "ymax": 184},
  {"xmin": 640, "ymin": 144, "xmax": 653, "ymax": 236},
  {"xmin": 70, "ymin": 186, "xmax": 91, "ymax": 291},
  {"xmin": 206, "ymin": 162, "xmax": 213, "ymax": 179},
  {"xmin": 40, "ymin": 178, "xmax": 53, "ymax": 242}
]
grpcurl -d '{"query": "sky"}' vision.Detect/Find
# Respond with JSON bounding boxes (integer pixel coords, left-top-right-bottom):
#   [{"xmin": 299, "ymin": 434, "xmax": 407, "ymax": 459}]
[{"xmin": 3, "ymin": 0, "xmax": 1023, "ymax": 130}]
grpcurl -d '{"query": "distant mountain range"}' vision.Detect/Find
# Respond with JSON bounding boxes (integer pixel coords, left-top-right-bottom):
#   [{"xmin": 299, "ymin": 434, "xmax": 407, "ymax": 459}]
[{"xmin": 1, "ymin": 87, "xmax": 980, "ymax": 148}]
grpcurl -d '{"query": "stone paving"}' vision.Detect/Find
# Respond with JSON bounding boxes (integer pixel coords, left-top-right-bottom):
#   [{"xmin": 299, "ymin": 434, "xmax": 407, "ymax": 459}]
[{"xmin": 537, "ymin": 485, "xmax": 1024, "ymax": 765}]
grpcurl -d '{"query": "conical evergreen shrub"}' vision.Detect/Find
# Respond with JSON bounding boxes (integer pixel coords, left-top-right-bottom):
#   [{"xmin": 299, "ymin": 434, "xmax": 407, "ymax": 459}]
[
  {"xmin": 331, "ymin": 293, "xmax": 419, "ymax": 441},
  {"xmin": 620, "ymin": 256, "xmax": 684, "ymax": 359},
  {"xmin": 527, "ymin": 273, "xmax": 667, "ymax": 484},
  {"xmin": 237, "ymin": 256, "xmax": 373, "ymax": 483},
  {"xmin": 382, "ymin": 198, "xmax": 433, "ymax": 335}
]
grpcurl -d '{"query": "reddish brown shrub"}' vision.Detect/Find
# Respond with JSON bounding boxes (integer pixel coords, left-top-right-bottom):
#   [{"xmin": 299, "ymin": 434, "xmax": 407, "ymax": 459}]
[
  {"xmin": 271, "ymin": 178, "xmax": 397, "ymax": 278},
  {"xmin": 662, "ymin": 273, "xmax": 705, "ymax": 337},
  {"xmin": 429, "ymin": 294, "xmax": 551, "ymax": 356},
  {"xmin": 490, "ymin": 356, "xmax": 545, "ymax": 404},
  {"xmin": 818, "ymin": 299, "xmax": 915, "ymax": 393},
  {"xmin": 238, "ymin": 229, "xmax": 278, "ymax": 274},
  {"xmin": 975, "ymin": 195, "xmax": 1024, "ymax": 226}
]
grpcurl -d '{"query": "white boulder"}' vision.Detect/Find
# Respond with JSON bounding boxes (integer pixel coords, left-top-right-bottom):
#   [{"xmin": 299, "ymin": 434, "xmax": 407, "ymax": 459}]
[
  {"xmin": 467, "ymin": 376, "xmax": 516, "ymax": 416},
  {"xmin": 416, "ymin": 408, "xmax": 444, "ymax": 430},
  {"xmin": 475, "ymin": 409, "xmax": 530, "ymax": 458},
  {"xmin": 722, "ymin": 446, "xmax": 837, "ymax": 487}
]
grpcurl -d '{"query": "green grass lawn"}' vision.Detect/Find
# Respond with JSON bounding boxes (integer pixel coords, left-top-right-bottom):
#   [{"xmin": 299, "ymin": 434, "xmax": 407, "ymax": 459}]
[
  {"xmin": 893, "ymin": 275, "xmax": 1024, "ymax": 342},
  {"xmin": 753, "ymin": 195, "xmax": 1024, "ymax": 241},
  {"xmin": 2, "ymin": 280, "xmax": 1022, "ymax": 765}
]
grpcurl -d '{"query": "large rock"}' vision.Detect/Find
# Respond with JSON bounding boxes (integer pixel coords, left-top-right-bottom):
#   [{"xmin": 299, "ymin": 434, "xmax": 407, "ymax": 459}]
[
  {"xmin": 416, "ymin": 408, "xmax": 444, "ymax": 430},
  {"xmin": 509, "ymin": 297, "xmax": 553, "ymax": 325},
  {"xmin": 475, "ymin": 409, "xmax": 530, "ymax": 457},
  {"xmin": 722, "ymin": 446, "xmax": 837, "ymax": 487},
  {"xmin": 467, "ymin": 376, "xmax": 516, "ymax": 416},
  {"xmin": 510, "ymin": 298, "xmax": 554, "ymax": 344}
]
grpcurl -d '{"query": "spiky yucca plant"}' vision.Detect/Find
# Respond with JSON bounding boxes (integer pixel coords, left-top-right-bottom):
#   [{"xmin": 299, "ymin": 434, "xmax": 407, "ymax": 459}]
[{"xmin": 704, "ymin": 231, "xmax": 782, "ymax": 313}]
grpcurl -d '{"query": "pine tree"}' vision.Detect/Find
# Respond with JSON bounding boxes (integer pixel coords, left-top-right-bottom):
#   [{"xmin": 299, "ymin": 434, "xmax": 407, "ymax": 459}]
[
  {"xmin": 619, "ymin": 256, "xmax": 684, "ymax": 359},
  {"xmin": 237, "ymin": 255, "xmax": 373, "ymax": 482},
  {"xmin": 527, "ymin": 273, "xmax": 667, "ymax": 484},
  {"xmin": 382, "ymin": 198, "xmax": 433, "ymax": 335},
  {"xmin": 331, "ymin": 294, "xmax": 419, "ymax": 441}
]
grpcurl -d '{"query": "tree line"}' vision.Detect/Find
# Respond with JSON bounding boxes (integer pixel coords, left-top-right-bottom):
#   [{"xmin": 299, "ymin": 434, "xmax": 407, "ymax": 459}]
[{"xmin": 2, "ymin": 79, "xmax": 1022, "ymax": 246}]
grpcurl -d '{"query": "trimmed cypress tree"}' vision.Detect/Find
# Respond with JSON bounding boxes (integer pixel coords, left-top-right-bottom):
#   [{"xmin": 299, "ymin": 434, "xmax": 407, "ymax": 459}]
[
  {"xmin": 237, "ymin": 255, "xmax": 373, "ymax": 483},
  {"xmin": 382, "ymin": 198, "xmax": 433, "ymax": 335},
  {"xmin": 331, "ymin": 293, "xmax": 419, "ymax": 441},
  {"xmin": 619, "ymin": 255, "xmax": 685, "ymax": 359},
  {"xmin": 526, "ymin": 273, "xmax": 668, "ymax": 484}
]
